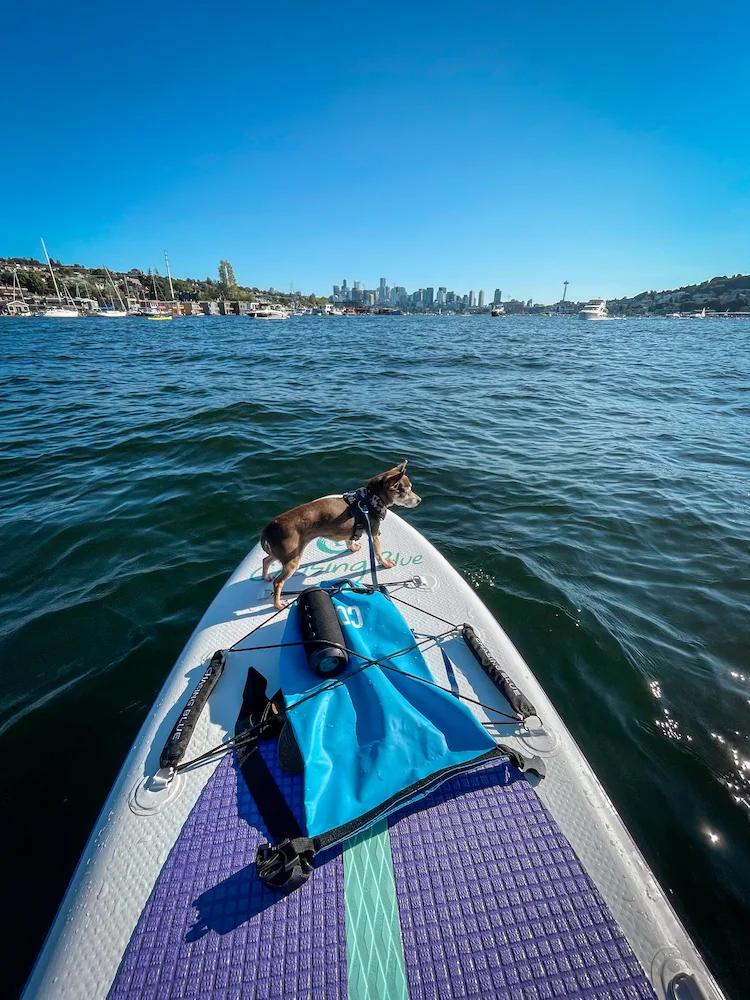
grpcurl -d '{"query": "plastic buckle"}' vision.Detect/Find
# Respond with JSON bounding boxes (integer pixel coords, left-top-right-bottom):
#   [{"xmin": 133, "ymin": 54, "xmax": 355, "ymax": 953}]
[
  {"xmin": 255, "ymin": 838, "xmax": 315, "ymax": 893},
  {"xmin": 500, "ymin": 746, "xmax": 547, "ymax": 781}
]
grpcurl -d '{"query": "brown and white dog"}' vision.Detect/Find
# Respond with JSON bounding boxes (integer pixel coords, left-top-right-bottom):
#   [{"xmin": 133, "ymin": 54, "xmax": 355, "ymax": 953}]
[{"xmin": 260, "ymin": 460, "xmax": 421, "ymax": 609}]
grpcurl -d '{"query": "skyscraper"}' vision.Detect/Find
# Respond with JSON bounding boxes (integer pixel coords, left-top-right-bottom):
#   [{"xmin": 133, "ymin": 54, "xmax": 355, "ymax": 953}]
[
  {"xmin": 424, "ymin": 287, "xmax": 434, "ymax": 308},
  {"xmin": 478, "ymin": 290, "xmax": 485, "ymax": 308},
  {"xmin": 379, "ymin": 278, "xmax": 386, "ymax": 304},
  {"xmin": 437, "ymin": 286, "xmax": 446, "ymax": 306},
  {"xmin": 469, "ymin": 290, "xmax": 476, "ymax": 308},
  {"xmin": 493, "ymin": 288, "xmax": 502, "ymax": 305}
]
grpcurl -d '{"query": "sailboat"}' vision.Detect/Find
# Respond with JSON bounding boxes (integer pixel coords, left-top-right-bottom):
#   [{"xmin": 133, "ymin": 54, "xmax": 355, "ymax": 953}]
[
  {"xmin": 97, "ymin": 267, "xmax": 128, "ymax": 317},
  {"xmin": 5, "ymin": 267, "xmax": 32, "ymax": 316},
  {"xmin": 146, "ymin": 270, "xmax": 172, "ymax": 320},
  {"xmin": 39, "ymin": 239, "xmax": 80, "ymax": 317}
]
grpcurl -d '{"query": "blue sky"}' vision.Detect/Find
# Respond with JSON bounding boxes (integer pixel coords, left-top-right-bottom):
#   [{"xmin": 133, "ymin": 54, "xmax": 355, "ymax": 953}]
[{"xmin": 2, "ymin": 0, "xmax": 749, "ymax": 302}]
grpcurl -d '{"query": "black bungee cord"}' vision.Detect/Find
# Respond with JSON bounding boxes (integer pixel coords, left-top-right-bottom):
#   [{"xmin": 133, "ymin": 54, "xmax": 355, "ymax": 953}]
[{"xmin": 175, "ymin": 625, "xmax": 522, "ymax": 775}]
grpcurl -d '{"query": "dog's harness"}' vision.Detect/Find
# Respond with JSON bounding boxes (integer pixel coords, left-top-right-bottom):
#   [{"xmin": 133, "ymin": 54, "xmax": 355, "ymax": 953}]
[{"xmin": 342, "ymin": 487, "xmax": 387, "ymax": 542}]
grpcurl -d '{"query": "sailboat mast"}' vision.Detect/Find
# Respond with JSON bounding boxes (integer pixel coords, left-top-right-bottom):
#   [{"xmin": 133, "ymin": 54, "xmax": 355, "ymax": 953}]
[
  {"xmin": 152, "ymin": 272, "xmax": 159, "ymax": 303},
  {"xmin": 105, "ymin": 266, "xmax": 126, "ymax": 310},
  {"xmin": 41, "ymin": 238, "xmax": 62, "ymax": 300},
  {"xmin": 13, "ymin": 266, "xmax": 27, "ymax": 303},
  {"xmin": 164, "ymin": 250, "xmax": 175, "ymax": 303}
]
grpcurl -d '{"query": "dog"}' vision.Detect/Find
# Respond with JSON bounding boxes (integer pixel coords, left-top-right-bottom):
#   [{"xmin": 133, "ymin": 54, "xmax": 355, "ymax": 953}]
[{"xmin": 260, "ymin": 460, "xmax": 421, "ymax": 609}]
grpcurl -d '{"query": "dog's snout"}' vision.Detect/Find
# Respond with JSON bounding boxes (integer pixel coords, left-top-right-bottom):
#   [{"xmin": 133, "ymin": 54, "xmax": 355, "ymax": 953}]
[{"xmin": 406, "ymin": 491, "xmax": 421, "ymax": 507}]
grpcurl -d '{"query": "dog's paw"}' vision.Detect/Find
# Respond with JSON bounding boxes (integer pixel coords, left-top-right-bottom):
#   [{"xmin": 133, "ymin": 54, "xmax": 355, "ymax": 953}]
[
  {"xmin": 273, "ymin": 599, "xmax": 289, "ymax": 611},
  {"xmin": 347, "ymin": 542, "xmax": 361, "ymax": 553},
  {"xmin": 262, "ymin": 573, "xmax": 273, "ymax": 582},
  {"xmin": 379, "ymin": 558, "xmax": 396, "ymax": 569}
]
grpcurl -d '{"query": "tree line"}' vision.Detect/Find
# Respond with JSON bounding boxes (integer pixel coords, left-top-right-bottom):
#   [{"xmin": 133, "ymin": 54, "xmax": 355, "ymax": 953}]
[{"xmin": 0, "ymin": 258, "xmax": 326, "ymax": 306}]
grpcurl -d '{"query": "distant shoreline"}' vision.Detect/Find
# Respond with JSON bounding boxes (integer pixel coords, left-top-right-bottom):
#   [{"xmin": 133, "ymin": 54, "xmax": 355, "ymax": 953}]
[{"xmin": 2, "ymin": 256, "xmax": 750, "ymax": 318}]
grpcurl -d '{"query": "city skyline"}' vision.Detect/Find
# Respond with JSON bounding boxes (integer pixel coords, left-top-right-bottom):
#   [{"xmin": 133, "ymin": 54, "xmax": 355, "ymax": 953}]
[
  {"xmin": 332, "ymin": 278, "xmax": 497, "ymax": 309},
  {"xmin": 332, "ymin": 277, "xmax": 539, "ymax": 310}
]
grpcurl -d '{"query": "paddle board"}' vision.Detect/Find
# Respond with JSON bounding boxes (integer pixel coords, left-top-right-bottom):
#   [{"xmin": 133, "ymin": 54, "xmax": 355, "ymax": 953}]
[{"xmin": 22, "ymin": 511, "xmax": 725, "ymax": 1000}]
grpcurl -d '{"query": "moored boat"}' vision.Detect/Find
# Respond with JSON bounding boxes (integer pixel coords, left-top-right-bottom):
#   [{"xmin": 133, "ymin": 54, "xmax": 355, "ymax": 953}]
[
  {"xmin": 39, "ymin": 304, "xmax": 80, "ymax": 318},
  {"xmin": 97, "ymin": 267, "xmax": 129, "ymax": 317},
  {"xmin": 39, "ymin": 239, "xmax": 80, "ymax": 317},
  {"xmin": 247, "ymin": 304, "xmax": 289, "ymax": 319},
  {"xmin": 3, "ymin": 267, "xmax": 33, "ymax": 316}
]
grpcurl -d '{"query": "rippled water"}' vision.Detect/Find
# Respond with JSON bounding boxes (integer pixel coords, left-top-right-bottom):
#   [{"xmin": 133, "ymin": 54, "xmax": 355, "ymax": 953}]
[{"xmin": 1, "ymin": 315, "xmax": 748, "ymax": 997}]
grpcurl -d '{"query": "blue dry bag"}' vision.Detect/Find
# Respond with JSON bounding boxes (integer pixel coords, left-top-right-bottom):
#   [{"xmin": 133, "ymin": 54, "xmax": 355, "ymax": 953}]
[{"xmin": 280, "ymin": 583, "xmax": 497, "ymax": 840}]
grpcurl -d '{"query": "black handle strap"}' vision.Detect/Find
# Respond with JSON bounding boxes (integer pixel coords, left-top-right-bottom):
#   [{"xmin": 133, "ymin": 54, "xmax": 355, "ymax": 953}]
[
  {"xmin": 462, "ymin": 625, "xmax": 538, "ymax": 721},
  {"xmin": 159, "ymin": 650, "xmax": 226, "ymax": 770},
  {"xmin": 235, "ymin": 667, "xmax": 315, "ymax": 894}
]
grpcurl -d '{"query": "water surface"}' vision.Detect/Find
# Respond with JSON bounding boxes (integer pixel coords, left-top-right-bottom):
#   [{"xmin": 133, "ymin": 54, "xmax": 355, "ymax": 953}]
[{"xmin": 1, "ymin": 315, "xmax": 748, "ymax": 997}]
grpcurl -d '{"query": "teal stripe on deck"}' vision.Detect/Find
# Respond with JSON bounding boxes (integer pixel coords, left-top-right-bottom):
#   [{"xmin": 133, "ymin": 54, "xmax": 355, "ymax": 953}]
[{"xmin": 343, "ymin": 820, "xmax": 409, "ymax": 1000}]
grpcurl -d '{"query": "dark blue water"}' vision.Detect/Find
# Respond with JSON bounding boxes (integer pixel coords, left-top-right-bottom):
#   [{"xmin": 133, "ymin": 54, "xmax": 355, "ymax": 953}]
[{"xmin": 1, "ymin": 315, "xmax": 748, "ymax": 998}]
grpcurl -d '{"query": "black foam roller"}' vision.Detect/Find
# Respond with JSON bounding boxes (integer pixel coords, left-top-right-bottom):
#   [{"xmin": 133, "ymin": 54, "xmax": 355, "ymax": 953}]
[{"xmin": 298, "ymin": 587, "xmax": 349, "ymax": 677}]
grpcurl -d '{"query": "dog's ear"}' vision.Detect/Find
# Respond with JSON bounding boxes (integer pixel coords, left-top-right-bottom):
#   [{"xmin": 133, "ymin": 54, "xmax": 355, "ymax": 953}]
[{"xmin": 383, "ymin": 459, "xmax": 408, "ymax": 487}]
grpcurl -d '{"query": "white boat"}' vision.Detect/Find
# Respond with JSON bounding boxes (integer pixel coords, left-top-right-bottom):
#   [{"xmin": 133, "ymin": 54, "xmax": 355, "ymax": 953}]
[
  {"xmin": 40, "ymin": 305, "xmax": 81, "ymax": 318},
  {"xmin": 97, "ymin": 267, "xmax": 128, "ymax": 316},
  {"xmin": 491, "ymin": 305, "xmax": 505, "ymax": 317},
  {"xmin": 39, "ymin": 239, "xmax": 80, "ymax": 317},
  {"xmin": 578, "ymin": 298, "xmax": 608, "ymax": 320},
  {"xmin": 247, "ymin": 305, "xmax": 289, "ymax": 320},
  {"xmin": 137, "ymin": 272, "xmax": 174, "ymax": 318},
  {"xmin": 4, "ymin": 267, "xmax": 32, "ymax": 316},
  {"xmin": 20, "ymin": 510, "xmax": 726, "ymax": 1000}
]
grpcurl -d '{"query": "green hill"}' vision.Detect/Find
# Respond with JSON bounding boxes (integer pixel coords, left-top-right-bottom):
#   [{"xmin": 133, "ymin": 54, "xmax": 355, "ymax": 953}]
[{"xmin": 609, "ymin": 273, "xmax": 750, "ymax": 315}]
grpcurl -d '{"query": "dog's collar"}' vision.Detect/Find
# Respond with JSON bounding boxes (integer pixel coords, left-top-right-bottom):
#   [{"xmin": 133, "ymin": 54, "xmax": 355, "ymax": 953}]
[{"xmin": 342, "ymin": 487, "xmax": 387, "ymax": 540}]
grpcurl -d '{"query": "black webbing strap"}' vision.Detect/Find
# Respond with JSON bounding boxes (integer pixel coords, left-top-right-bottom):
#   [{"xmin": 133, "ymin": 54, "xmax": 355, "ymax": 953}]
[
  {"xmin": 235, "ymin": 668, "xmax": 315, "ymax": 892},
  {"xmin": 343, "ymin": 494, "xmax": 368, "ymax": 541}
]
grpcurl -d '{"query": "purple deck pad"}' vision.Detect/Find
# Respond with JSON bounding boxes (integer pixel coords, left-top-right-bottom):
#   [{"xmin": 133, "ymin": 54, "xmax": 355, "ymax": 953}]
[
  {"xmin": 109, "ymin": 750, "xmax": 657, "ymax": 1000},
  {"xmin": 107, "ymin": 744, "xmax": 346, "ymax": 1000},
  {"xmin": 388, "ymin": 763, "xmax": 657, "ymax": 1000}
]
